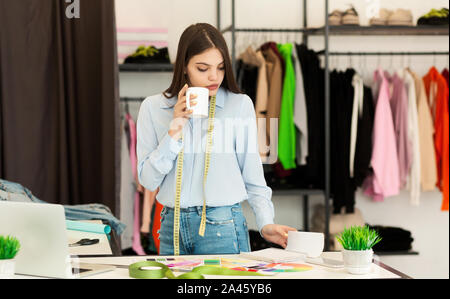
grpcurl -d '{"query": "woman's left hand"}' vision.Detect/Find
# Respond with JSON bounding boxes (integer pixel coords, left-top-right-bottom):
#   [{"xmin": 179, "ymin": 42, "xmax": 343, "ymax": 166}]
[{"xmin": 261, "ymin": 224, "xmax": 297, "ymax": 248}]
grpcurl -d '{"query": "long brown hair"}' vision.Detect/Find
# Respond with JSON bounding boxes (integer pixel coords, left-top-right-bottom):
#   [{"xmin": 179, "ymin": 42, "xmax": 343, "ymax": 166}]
[{"xmin": 163, "ymin": 23, "xmax": 242, "ymax": 98}]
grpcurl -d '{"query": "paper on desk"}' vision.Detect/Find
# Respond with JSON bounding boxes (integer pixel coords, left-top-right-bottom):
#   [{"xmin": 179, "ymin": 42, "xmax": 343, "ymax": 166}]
[{"xmin": 240, "ymin": 248, "xmax": 306, "ymax": 263}]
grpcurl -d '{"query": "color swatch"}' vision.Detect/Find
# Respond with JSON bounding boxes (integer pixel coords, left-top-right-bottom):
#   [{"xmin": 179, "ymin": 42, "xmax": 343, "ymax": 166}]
[{"xmin": 149, "ymin": 257, "xmax": 313, "ymax": 274}]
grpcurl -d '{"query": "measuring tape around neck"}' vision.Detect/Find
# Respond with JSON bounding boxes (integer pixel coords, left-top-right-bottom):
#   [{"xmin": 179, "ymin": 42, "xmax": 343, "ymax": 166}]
[{"xmin": 173, "ymin": 95, "xmax": 216, "ymax": 255}]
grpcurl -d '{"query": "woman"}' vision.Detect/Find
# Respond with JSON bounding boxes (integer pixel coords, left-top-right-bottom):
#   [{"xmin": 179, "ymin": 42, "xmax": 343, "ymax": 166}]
[{"xmin": 137, "ymin": 23, "xmax": 296, "ymax": 255}]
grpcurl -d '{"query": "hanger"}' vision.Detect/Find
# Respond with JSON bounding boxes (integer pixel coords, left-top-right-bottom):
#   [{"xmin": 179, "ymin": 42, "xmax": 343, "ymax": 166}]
[
  {"xmin": 387, "ymin": 52, "xmax": 394, "ymax": 74},
  {"xmin": 336, "ymin": 54, "xmax": 340, "ymax": 71},
  {"xmin": 125, "ymin": 100, "xmax": 130, "ymax": 115},
  {"xmin": 250, "ymin": 31, "xmax": 257, "ymax": 49},
  {"xmin": 237, "ymin": 32, "xmax": 247, "ymax": 56},
  {"xmin": 347, "ymin": 52, "xmax": 353, "ymax": 70},
  {"xmin": 258, "ymin": 31, "xmax": 264, "ymax": 49},
  {"xmin": 358, "ymin": 53, "xmax": 367, "ymax": 79},
  {"xmin": 328, "ymin": 53, "xmax": 334, "ymax": 71}
]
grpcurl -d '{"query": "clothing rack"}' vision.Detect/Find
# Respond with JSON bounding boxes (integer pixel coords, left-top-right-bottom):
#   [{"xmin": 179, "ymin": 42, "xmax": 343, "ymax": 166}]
[
  {"xmin": 219, "ymin": 0, "xmax": 449, "ymax": 251},
  {"xmin": 219, "ymin": 0, "xmax": 333, "ymax": 250},
  {"xmin": 318, "ymin": 51, "xmax": 450, "ymax": 56},
  {"xmin": 120, "ymin": 97, "xmax": 145, "ymax": 115},
  {"xmin": 221, "ymin": 26, "xmax": 312, "ymax": 33}
]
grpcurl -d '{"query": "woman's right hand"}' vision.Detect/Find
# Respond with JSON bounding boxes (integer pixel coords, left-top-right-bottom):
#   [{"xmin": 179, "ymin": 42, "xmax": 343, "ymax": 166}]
[{"xmin": 168, "ymin": 83, "xmax": 197, "ymax": 140}]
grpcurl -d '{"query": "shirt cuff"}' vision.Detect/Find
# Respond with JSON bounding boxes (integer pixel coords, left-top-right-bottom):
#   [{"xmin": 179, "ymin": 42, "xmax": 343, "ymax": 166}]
[
  {"xmin": 159, "ymin": 132, "xmax": 183, "ymax": 161},
  {"xmin": 257, "ymin": 216, "xmax": 274, "ymax": 238}
]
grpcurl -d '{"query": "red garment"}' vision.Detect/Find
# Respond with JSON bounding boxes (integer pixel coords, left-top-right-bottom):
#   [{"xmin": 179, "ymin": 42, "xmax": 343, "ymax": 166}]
[
  {"xmin": 442, "ymin": 68, "xmax": 449, "ymax": 87},
  {"xmin": 261, "ymin": 42, "xmax": 285, "ymax": 78},
  {"xmin": 423, "ymin": 67, "xmax": 449, "ymax": 211},
  {"xmin": 152, "ymin": 199, "xmax": 164, "ymax": 254}
]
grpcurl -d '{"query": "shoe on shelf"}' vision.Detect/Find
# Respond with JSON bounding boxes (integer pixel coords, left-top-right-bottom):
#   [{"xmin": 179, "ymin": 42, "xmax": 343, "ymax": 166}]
[
  {"xmin": 124, "ymin": 45, "xmax": 171, "ymax": 64},
  {"xmin": 328, "ymin": 9, "xmax": 344, "ymax": 26},
  {"xmin": 387, "ymin": 8, "xmax": 413, "ymax": 26},
  {"xmin": 369, "ymin": 8, "xmax": 393, "ymax": 26},
  {"xmin": 341, "ymin": 5, "xmax": 360, "ymax": 25},
  {"xmin": 417, "ymin": 8, "xmax": 449, "ymax": 26}
]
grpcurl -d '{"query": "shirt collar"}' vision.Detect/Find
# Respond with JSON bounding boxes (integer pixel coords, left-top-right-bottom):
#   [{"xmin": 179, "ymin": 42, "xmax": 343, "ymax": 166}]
[{"xmin": 160, "ymin": 87, "xmax": 226, "ymax": 109}]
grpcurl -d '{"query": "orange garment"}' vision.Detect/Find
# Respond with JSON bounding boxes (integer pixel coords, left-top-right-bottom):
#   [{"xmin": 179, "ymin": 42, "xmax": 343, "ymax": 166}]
[
  {"xmin": 151, "ymin": 196, "xmax": 164, "ymax": 254},
  {"xmin": 423, "ymin": 67, "xmax": 449, "ymax": 211},
  {"xmin": 140, "ymin": 189, "xmax": 155, "ymax": 233}
]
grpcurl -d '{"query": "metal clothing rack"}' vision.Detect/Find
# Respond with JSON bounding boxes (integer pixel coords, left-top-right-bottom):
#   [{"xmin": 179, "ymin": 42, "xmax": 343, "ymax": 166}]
[
  {"xmin": 218, "ymin": 0, "xmax": 449, "ymax": 251},
  {"xmin": 317, "ymin": 51, "xmax": 450, "ymax": 56},
  {"xmin": 219, "ymin": 0, "xmax": 332, "ymax": 249}
]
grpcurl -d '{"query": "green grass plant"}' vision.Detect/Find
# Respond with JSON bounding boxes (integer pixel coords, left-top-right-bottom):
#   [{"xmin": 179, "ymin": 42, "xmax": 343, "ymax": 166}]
[
  {"xmin": 0, "ymin": 235, "xmax": 21, "ymax": 259},
  {"xmin": 336, "ymin": 225, "xmax": 382, "ymax": 251}
]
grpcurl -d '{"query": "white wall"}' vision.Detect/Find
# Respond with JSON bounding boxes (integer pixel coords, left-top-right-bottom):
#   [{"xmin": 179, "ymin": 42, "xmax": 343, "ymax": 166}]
[{"xmin": 116, "ymin": 0, "xmax": 449, "ymax": 278}]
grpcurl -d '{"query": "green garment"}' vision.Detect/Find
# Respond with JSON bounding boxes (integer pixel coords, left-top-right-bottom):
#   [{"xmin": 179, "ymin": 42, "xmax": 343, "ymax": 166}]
[{"xmin": 277, "ymin": 43, "xmax": 297, "ymax": 170}]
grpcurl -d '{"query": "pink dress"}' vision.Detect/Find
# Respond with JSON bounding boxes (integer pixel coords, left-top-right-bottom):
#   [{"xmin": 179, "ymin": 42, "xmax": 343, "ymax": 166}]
[
  {"xmin": 126, "ymin": 113, "xmax": 146, "ymax": 255},
  {"xmin": 363, "ymin": 69, "xmax": 400, "ymax": 201}
]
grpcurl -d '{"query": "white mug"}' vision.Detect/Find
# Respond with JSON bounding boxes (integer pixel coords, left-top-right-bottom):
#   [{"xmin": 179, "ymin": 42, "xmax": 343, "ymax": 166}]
[
  {"xmin": 286, "ymin": 231, "xmax": 324, "ymax": 258},
  {"xmin": 186, "ymin": 87, "xmax": 209, "ymax": 118}
]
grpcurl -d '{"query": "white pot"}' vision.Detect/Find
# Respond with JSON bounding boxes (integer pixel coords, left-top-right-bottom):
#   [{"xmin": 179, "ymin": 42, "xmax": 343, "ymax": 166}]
[
  {"xmin": 0, "ymin": 259, "xmax": 15, "ymax": 279},
  {"xmin": 342, "ymin": 249, "xmax": 373, "ymax": 275}
]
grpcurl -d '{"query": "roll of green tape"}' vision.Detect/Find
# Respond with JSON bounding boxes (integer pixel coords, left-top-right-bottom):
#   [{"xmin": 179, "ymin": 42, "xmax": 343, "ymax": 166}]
[
  {"xmin": 128, "ymin": 261, "xmax": 266, "ymax": 279},
  {"xmin": 129, "ymin": 261, "xmax": 173, "ymax": 279}
]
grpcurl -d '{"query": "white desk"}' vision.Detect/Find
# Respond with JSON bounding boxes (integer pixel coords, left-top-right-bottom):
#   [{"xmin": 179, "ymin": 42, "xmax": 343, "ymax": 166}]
[{"xmin": 75, "ymin": 252, "xmax": 409, "ymax": 279}]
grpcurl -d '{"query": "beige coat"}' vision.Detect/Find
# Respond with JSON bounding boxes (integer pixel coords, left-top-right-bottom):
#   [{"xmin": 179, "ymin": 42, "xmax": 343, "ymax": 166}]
[
  {"xmin": 410, "ymin": 70, "xmax": 437, "ymax": 191},
  {"xmin": 261, "ymin": 46, "xmax": 283, "ymax": 160},
  {"xmin": 238, "ymin": 47, "xmax": 268, "ymax": 123},
  {"xmin": 238, "ymin": 47, "xmax": 269, "ymax": 160}
]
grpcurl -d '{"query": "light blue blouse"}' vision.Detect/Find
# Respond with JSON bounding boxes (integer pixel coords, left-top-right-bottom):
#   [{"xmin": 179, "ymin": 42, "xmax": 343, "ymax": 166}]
[{"xmin": 136, "ymin": 87, "xmax": 274, "ymax": 232}]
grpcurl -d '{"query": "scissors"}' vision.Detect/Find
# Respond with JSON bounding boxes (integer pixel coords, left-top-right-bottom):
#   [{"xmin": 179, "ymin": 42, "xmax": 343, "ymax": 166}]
[{"xmin": 69, "ymin": 238, "xmax": 100, "ymax": 247}]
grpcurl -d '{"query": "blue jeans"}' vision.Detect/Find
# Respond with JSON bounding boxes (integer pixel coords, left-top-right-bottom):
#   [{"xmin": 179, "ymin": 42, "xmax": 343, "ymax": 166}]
[{"xmin": 159, "ymin": 203, "xmax": 251, "ymax": 255}]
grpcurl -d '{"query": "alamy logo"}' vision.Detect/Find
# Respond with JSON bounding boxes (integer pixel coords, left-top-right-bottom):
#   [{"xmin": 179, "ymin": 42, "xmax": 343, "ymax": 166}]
[{"xmin": 65, "ymin": 0, "xmax": 80, "ymax": 19}]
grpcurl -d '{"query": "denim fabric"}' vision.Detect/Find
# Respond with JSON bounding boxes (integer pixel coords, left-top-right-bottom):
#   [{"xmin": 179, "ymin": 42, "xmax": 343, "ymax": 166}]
[
  {"xmin": 0, "ymin": 179, "xmax": 43, "ymax": 203},
  {"xmin": 64, "ymin": 204, "xmax": 126, "ymax": 235},
  {"xmin": 158, "ymin": 203, "xmax": 251, "ymax": 255},
  {"xmin": 0, "ymin": 179, "xmax": 126, "ymax": 235}
]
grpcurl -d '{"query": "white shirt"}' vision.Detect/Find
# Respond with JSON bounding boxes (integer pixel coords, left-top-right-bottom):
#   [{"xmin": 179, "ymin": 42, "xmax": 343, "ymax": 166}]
[{"xmin": 136, "ymin": 87, "xmax": 275, "ymax": 232}]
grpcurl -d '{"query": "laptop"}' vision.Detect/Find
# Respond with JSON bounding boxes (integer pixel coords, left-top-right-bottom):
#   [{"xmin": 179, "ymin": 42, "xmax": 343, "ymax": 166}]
[{"xmin": 0, "ymin": 201, "xmax": 115, "ymax": 278}]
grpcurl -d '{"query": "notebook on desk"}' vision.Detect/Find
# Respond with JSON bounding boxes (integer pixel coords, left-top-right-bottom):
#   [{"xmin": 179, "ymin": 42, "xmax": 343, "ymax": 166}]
[{"xmin": 0, "ymin": 201, "xmax": 115, "ymax": 278}]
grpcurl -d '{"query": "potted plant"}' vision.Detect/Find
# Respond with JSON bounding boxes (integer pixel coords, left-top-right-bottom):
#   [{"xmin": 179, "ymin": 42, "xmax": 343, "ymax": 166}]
[
  {"xmin": 0, "ymin": 235, "xmax": 21, "ymax": 278},
  {"xmin": 335, "ymin": 225, "xmax": 382, "ymax": 275}
]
